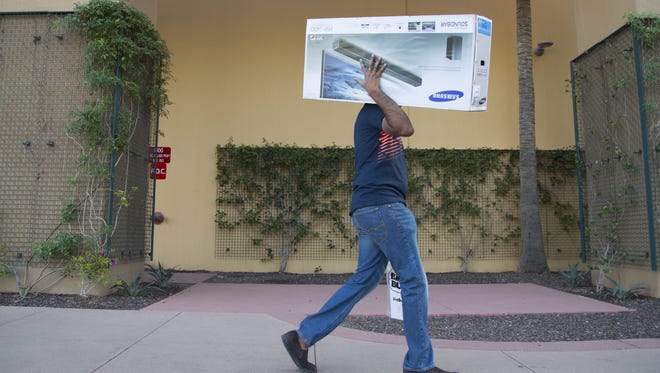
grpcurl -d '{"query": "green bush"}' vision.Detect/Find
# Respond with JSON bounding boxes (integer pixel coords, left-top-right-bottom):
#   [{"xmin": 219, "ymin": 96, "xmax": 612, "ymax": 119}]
[
  {"xmin": 113, "ymin": 273, "xmax": 161, "ymax": 297},
  {"xmin": 31, "ymin": 232, "xmax": 81, "ymax": 260},
  {"xmin": 606, "ymin": 275, "xmax": 647, "ymax": 300},
  {"xmin": 558, "ymin": 263, "xmax": 590, "ymax": 288},
  {"xmin": 64, "ymin": 251, "xmax": 116, "ymax": 297},
  {"xmin": 144, "ymin": 262, "xmax": 176, "ymax": 288}
]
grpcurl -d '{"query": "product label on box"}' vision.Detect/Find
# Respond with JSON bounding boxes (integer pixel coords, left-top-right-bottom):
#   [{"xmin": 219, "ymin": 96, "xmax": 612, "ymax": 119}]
[{"xmin": 478, "ymin": 17, "xmax": 492, "ymax": 36}]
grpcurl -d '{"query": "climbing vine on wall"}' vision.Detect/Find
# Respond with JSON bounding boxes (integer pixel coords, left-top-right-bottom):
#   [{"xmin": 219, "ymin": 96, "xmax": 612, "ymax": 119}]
[
  {"xmin": 406, "ymin": 149, "xmax": 510, "ymax": 271},
  {"xmin": 0, "ymin": 0, "xmax": 171, "ymax": 298},
  {"xmin": 59, "ymin": 0, "xmax": 171, "ymax": 254},
  {"xmin": 216, "ymin": 140, "xmax": 354, "ymax": 273},
  {"xmin": 216, "ymin": 142, "xmax": 578, "ymax": 272},
  {"xmin": 572, "ymin": 13, "xmax": 659, "ymax": 291}
]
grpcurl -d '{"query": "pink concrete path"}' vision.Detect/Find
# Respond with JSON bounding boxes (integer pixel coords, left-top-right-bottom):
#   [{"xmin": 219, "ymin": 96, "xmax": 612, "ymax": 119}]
[
  {"xmin": 139, "ymin": 278, "xmax": 660, "ymax": 352},
  {"xmin": 144, "ymin": 282, "xmax": 630, "ymax": 321}
]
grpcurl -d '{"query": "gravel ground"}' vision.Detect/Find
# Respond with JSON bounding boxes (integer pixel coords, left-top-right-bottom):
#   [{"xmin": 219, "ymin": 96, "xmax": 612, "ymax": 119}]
[
  {"xmin": 0, "ymin": 285, "xmax": 186, "ymax": 310},
  {"xmin": 1, "ymin": 271, "xmax": 658, "ymax": 342},
  {"xmin": 344, "ymin": 272, "xmax": 660, "ymax": 342}
]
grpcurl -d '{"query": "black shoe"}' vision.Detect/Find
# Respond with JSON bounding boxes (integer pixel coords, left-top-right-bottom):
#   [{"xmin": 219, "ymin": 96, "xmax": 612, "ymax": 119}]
[
  {"xmin": 281, "ymin": 330, "xmax": 317, "ymax": 372},
  {"xmin": 404, "ymin": 368, "xmax": 458, "ymax": 373}
]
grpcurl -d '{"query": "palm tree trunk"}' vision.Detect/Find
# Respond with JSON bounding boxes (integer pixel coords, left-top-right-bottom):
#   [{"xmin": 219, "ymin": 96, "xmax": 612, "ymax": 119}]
[{"xmin": 517, "ymin": 0, "xmax": 548, "ymax": 273}]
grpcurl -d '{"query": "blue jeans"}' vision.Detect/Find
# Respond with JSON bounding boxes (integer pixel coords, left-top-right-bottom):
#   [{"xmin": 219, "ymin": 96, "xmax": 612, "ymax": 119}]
[{"xmin": 297, "ymin": 203, "xmax": 435, "ymax": 372}]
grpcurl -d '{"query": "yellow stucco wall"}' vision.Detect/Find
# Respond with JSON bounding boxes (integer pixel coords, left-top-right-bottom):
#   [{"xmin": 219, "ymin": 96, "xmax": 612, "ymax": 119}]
[
  {"xmin": 150, "ymin": 0, "xmax": 580, "ymax": 151},
  {"xmin": 0, "ymin": 0, "xmax": 77, "ymax": 12},
  {"xmin": 573, "ymin": 0, "xmax": 660, "ymax": 52},
  {"xmin": 149, "ymin": 0, "xmax": 586, "ymax": 272},
  {"xmin": 0, "ymin": 0, "xmax": 158, "ymax": 21},
  {"xmin": 0, "ymin": 261, "xmax": 143, "ymax": 295}
]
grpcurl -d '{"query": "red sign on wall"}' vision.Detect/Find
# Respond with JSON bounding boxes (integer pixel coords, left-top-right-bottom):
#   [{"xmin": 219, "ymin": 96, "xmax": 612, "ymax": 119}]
[
  {"xmin": 149, "ymin": 147, "xmax": 171, "ymax": 163},
  {"xmin": 150, "ymin": 163, "xmax": 167, "ymax": 180},
  {"xmin": 149, "ymin": 147, "xmax": 170, "ymax": 180}
]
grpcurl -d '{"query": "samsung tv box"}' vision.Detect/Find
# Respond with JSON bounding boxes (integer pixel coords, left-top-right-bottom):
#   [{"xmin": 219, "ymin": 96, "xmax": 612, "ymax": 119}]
[{"xmin": 303, "ymin": 15, "xmax": 492, "ymax": 111}]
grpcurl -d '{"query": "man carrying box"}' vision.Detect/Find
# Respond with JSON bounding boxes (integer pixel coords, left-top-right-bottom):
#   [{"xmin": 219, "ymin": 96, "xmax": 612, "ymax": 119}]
[{"xmin": 281, "ymin": 55, "xmax": 456, "ymax": 373}]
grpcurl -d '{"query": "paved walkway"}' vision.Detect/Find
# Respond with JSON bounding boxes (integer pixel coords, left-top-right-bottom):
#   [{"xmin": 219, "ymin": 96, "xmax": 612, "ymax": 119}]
[{"xmin": 1, "ymin": 272, "xmax": 659, "ymax": 372}]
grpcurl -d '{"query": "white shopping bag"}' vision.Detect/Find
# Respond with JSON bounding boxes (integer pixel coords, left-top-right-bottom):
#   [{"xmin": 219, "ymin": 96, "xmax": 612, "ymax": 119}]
[{"xmin": 386, "ymin": 262, "xmax": 403, "ymax": 320}]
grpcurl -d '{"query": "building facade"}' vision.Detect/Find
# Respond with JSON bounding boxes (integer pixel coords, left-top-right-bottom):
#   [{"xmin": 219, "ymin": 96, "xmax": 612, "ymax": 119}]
[{"xmin": 1, "ymin": 0, "xmax": 659, "ymax": 295}]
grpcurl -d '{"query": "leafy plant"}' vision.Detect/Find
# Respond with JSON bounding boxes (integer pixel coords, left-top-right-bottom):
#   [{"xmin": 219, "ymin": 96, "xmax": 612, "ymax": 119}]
[
  {"xmin": 0, "ymin": 247, "xmax": 13, "ymax": 277},
  {"xmin": 58, "ymin": 0, "xmax": 171, "ymax": 254},
  {"xmin": 216, "ymin": 140, "xmax": 354, "ymax": 273},
  {"xmin": 571, "ymin": 19, "xmax": 657, "ymax": 291},
  {"xmin": 626, "ymin": 13, "xmax": 660, "ymax": 49},
  {"xmin": 261, "ymin": 248, "xmax": 274, "ymax": 262},
  {"xmin": 216, "ymin": 144, "xmax": 578, "ymax": 272},
  {"xmin": 113, "ymin": 273, "xmax": 161, "ymax": 296},
  {"xmin": 32, "ymin": 232, "xmax": 81, "ymax": 261},
  {"xmin": 64, "ymin": 251, "xmax": 116, "ymax": 297},
  {"xmin": 457, "ymin": 248, "xmax": 474, "ymax": 274},
  {"xmin": 144, "ymin": 262, "xmax": 175, "ymax": 288},
  {"xmin": 579, "ymin": 70, "xmax": 640, "ymax": 292},
  {"xmin": 585, "ymin": 193, "xmax": 634, "ymax": 293},
  {"xmin": 605, "ymin": 275, "xmax": 647, "ymax": 300},
  {"xmin": 558, "ymin": 263, "xmax": 590, "ymax": 288},
  {"xmin": 0, "ymin": 0, "xmax": 174, "ymax": 301},
  {"xmin": 1, "ymin": 232, "xmax": 83, "ymax": 301},
  {"xmin": 406, "ymin": 149, "xmax": 521, "ymax": 269}
]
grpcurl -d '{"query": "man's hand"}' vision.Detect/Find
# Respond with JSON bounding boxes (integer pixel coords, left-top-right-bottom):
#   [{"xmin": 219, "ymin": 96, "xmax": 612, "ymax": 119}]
[
  {"xmin": 355, "ymin": 55, "xmax": 414, "ymax": 137},
  {"xmin": 355, "ymin": 55, "xmax": 387, "ymax": 97}
]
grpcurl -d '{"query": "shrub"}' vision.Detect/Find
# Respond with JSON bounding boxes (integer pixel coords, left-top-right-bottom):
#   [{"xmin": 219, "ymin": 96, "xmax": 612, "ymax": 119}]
[
  {"xmin": 64, "ymin": 251, "xmax": 116, "ymax": 297},
  {"xmin": 144, "ymin": 262, "xmax": 176, "ymax": 288},
  {"xmin": 113, "ymin": 273, "xmax": 161, "ymax": 297},
  {"xmin": 558, "ymin": 263, "xmax": 590, "ymax": 288},
  {"xmin": 606, "ymin": 275, "xmax": 647, "ymax": 300}
]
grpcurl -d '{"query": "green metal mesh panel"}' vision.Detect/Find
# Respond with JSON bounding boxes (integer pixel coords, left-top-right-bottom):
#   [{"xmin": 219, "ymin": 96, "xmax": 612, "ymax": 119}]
[
  {"xmin": 215, "ymin": 182, "xmax": 357, "ymax": 262},
  {"xmin": 643, "ymin": 29, "xmax": 660, "ymax": 271},
  {"xmin": 572, "ymin": 24, "xmax": 659, "ymax": 269},
  {"xmin": 0, "ymin": 14, "xmax": 85, "ymax": 260},
  {"xmin": 107, "ymin": 104, "xmax": 156, "ymax": 261},
  {"xmin": 0, "ymin": 14, "xmax": 157, "ymax": 262}
]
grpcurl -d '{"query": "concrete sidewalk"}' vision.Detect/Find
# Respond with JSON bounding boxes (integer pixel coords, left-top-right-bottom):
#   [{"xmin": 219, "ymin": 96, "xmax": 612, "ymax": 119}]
[{"xmin": 1, "ymin": 274, "xmax": 659, "ymax": 372}]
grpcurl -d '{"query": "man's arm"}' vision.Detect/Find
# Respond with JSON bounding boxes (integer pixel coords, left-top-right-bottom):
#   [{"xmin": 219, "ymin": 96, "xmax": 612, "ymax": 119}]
[{"xmin": 355, "ymin": 55, "xmax": 414, "ymax": 137}]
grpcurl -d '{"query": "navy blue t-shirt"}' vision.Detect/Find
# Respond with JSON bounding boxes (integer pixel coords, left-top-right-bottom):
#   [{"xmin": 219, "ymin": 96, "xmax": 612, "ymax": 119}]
[{"xmin": 350, "ymin": 104, "xmax": 408, "ymax": 214}]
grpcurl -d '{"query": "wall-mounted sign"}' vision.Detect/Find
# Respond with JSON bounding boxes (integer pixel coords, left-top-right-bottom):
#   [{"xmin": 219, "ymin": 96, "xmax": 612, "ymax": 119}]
[
  {"xmin": 149, "ymin": 147, "xmax": 170, "ymax": 180},
  {"xmin": 150, "ymin": 163, "xmax": 167, "ymax": 180},
  {"xmin": 149, "ymin": 146, "xmax": 171, "ymax": 163}
]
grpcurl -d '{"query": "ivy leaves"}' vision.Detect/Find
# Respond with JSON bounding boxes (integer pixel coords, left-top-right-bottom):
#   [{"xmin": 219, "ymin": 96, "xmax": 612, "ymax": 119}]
[
  {"xmin": 216, "ymin": 140, "xmax": 354, "ymax": 272},
  {"xmin": 56, "ymin": 0, "xmax": 171, "ymax": 253},
  {"xmin": 216, "ymin": 141, "xmax": 578, "ymax": 271},
  {"xmin": 61, "ymin": 0, "xmax": 171, "ymax": 155},
  {"xmin": 626, "ymin": 13, "xmax": 660, "ymax": 49},
  {"xmin": 63, "ymin": 0, "xmax": 170, "ymax": 99}
]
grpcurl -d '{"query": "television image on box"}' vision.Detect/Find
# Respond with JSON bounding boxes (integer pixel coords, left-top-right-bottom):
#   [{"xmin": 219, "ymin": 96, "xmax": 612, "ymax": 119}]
[
  {"xmin": 311, "ymin": 33, "xmax": 454, "ymax": 103},
  {"xmin": 320, "ymin": 50, "xmax": 369, "ymax": 101},
  {"xmin": 332, "ymin": 39, "xmax": 423, "ymax": 87}
]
